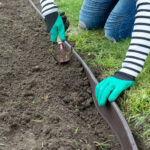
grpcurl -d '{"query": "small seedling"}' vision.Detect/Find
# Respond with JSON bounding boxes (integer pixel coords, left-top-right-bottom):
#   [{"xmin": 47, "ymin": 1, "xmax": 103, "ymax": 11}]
[
  {"xmin": 0, "ymin": 53, "xmax": 5, "ymax": 57},
  {"xmin": 41, "ymin": 141, "xmax": 44, "ymax": 148},
  {"xmin": 74, "ymin": 139, "xmax": 78, "ymax": 145},
  {"xmin": 0, "ymin": 143, "xmax": 5, "ymax": 147},
  {"xmin": 57, "ymin": 115, "xmax": 63, "ymax": 121},
  {"xmin": 74, "ymin": 127, "xmax": 79, "ymax": 134},
  {"xmin": 87, "ymin": 124, "xmax": 91, "ymax": 129},
  {"xmin": 32, "ymin": 120, "xmax": 43, "ymax": 123},
  {"xmin": 49, "ymin": 49, "xmax": 53, "ymax": 53},
  {"xmin": 32, "ymin": 101, "xmax": 35, "ymax": 104},
  {"xmin": 10, "ymin": 100, "xmax": 20, "ymax": 105},
  {"xmin": 84, "ymin": 138, "xmax": 88, "ymax": 144},
  {"xmin": 108, "ymin": 134, "xmax": 115, "ymax": 138},
  {"xmin": 41, "ymin": 23, "xmax": 45, "ymax": 28},
  {"xmin": 2, "ymin": 137, "xmax": 7, "ymax": 141},
  {"xmin": 93, "ymin": 141, "xmax": 110, "ymax": 150}
]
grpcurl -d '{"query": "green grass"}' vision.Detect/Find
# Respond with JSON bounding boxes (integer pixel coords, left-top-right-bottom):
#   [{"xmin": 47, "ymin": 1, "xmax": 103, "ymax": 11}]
[
  {"xmin": 0, "ymin": 53, "xmax": 5, "ymax": 57},
  {"xmin": 56, "ymin": 0, "xmax": 150, "ymax": 144},
  {"xmin": 94, "ymin": 141, "xmax": 110, "ymax": 150}
]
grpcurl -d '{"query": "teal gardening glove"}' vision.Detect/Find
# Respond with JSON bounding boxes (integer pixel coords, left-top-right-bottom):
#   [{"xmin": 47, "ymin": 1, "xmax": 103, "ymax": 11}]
[
  {"xmin": 95, "ymin": 72, "xmax": 135, "ymax": 106},
  {"xmin": 50, "ymin": 13, "xmax": 66, "ymax": 43},
  {"xmin": 45, "ymin": 12, "xmax": 69, "ymax": 43}
]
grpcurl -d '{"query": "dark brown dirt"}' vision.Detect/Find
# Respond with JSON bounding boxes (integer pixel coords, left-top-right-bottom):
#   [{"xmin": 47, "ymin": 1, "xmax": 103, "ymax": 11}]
[{"xmin": 0, "ymin": 0, "xmax": 143, "ymax": 150}]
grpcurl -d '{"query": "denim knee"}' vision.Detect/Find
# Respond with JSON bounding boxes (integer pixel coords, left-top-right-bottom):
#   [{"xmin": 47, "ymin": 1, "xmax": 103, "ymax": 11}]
[
  {"xmin": 104, "ymin": 0, "xmax": 137, "ymax": 42},
  {"xmin": 79, "ymin": 0, "xmax": 118, "ymax": 30},
  {"xmin": 79, "ymin": 17, "xmax": 105, "ymax": 30}
]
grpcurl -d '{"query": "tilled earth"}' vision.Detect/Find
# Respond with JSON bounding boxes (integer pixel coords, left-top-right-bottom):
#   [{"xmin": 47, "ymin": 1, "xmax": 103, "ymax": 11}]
[{"xmin": 0, "ymin": 0, "xmax": 143, "ymax": 150}]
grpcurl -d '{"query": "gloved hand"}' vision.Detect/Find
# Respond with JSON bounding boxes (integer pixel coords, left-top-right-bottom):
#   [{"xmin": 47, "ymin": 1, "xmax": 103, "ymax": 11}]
[
  {"xmin": 45, "ymin": 11, "xmax": 69, "ymax": 43},
  {"xmin": 50, "ymin": 13, "xmax": 66, "ymax": 43},
  {"xmin": 95, "ymin": 76, "xmax": 135, "ymax": 106}
]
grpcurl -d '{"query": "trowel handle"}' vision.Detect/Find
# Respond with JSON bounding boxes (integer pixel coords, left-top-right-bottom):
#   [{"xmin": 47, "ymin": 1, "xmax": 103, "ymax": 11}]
[
  {"xmin": 57, "ymin": 36, "xmax": 62, "ymax": 44},
  {"xmin": 57, "ymin": 36, "xmax": 63, "ymax": 50}
]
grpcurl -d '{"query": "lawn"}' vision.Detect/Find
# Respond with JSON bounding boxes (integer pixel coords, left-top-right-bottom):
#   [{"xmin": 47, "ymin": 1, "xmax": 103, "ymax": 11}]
[{"xmin": 56, "ymin": 0, "xmax": 150, "ymax": 145}]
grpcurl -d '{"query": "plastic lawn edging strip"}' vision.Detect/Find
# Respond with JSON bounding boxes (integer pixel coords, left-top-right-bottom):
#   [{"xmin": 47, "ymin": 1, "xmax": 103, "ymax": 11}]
[{"xmin": 28, "ymin": 0, "xmax": 138, "ymax": 149}]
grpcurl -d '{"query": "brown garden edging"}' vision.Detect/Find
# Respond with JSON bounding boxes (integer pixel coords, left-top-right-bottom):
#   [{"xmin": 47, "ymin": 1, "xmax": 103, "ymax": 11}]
[{"xmin": 28, "ymin": 0, "xmax": 138, "ymax": 149}]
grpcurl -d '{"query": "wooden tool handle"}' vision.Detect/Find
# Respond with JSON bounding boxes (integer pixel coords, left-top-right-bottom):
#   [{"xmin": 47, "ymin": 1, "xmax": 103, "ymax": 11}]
[{"xmin": 57, "ymin": 36, "xmax": 62, "ymax": 44}]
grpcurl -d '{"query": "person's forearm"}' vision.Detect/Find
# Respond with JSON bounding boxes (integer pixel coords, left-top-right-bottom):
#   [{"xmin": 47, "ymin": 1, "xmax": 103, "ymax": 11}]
[
  {"xmin": 40, "ymin": 0, "xmax": 58, "ymax": 17},
  {"xmin": 116, "ymin": 0, "xmax": 150, "ymax": 80}
]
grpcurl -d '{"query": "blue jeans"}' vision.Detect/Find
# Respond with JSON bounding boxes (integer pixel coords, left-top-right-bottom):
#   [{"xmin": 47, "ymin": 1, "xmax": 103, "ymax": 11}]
[{"xmin": 79, "ymin": 0, "xmax": 137, "ymax": 42}]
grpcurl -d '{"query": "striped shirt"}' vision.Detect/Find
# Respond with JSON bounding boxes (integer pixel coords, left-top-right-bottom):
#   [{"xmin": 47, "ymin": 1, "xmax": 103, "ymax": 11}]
[
  {"xmin": 119, "ymin": 0, "xmax": 150, "ymax": 79},
  {"xmin": 40, "ymin": 0, "xmax": 58, "ymax": 17}
]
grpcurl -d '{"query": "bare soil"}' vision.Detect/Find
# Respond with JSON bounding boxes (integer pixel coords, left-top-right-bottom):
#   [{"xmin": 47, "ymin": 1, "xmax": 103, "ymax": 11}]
[{"xmin": 0, "ymin": 0, "xmax": 146, "ymax": 150}]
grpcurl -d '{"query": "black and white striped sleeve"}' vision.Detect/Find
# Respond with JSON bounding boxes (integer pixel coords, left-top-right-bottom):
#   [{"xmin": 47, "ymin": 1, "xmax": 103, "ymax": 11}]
[
  {"xmin": 40, "ymin": 0, "xmax": 58, "ymax": 18},
  {"xmin": 115, "ymin": 0, "xmax": 150, "ymax": 80}
]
